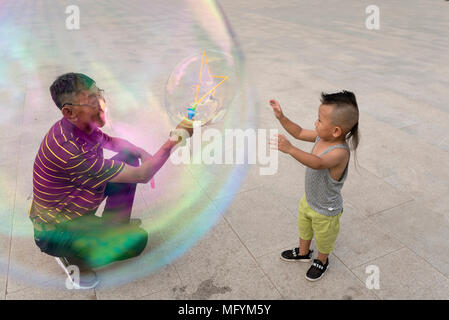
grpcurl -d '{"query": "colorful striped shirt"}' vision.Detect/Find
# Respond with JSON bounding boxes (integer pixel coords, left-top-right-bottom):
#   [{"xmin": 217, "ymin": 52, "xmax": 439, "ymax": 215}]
[{"xmin": 29, "ymin": 117, "xmax": 125, "ymax": 225}]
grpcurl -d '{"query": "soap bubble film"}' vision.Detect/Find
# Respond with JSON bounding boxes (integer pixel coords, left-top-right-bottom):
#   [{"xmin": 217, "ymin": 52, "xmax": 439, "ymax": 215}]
[{"xmin": 0, "ymin": 0, "xmax": 257, "ymax": 289}]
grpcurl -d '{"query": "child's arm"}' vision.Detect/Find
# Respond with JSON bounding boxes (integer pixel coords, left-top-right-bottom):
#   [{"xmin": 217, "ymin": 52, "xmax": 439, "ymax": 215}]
[
  {"xmin": 269, "ymin": 99, "xmax": 317, "ymax": 142},
  {"xmin": 271, "ymin": 134, "xmax": 348, "ymax": 170}
]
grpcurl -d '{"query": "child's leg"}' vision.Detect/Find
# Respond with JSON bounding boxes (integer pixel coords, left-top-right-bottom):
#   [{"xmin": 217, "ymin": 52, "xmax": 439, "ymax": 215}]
[
  {"xmin": 299, "ymin": 238, "xmax": 312, "ymax": 256},
  {"xmin": 312, "ymin": 210, "xmax": 343, "ymax": 264},
  {"xmin": 297, "ymin": 196, "xmax": 313, "ymax": 255}
]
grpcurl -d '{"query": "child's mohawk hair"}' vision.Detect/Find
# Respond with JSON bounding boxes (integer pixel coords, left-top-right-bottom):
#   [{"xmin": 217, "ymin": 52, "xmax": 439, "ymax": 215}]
[{"xmin": 320, "ymin": 90, "xmax": 358, "ymax": 109}]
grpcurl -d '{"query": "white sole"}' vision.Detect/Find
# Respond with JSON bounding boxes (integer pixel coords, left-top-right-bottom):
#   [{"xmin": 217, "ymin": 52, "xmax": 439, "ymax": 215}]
[{"xmin": 280, "ymin": 256, "xmax": 312, "ymax": 263}]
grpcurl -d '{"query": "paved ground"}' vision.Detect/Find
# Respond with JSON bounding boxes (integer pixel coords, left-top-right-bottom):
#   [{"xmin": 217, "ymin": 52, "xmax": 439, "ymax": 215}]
[{"xmin": 1, "ymin": 0, "xmax": 449, "ymax": 300}]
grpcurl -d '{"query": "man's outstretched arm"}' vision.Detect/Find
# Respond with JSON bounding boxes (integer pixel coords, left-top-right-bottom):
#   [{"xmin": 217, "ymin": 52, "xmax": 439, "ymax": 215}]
[
  {"xmin": 109, "ymin": 121, "xmax": 193, "ymax": 184},
  {"xmin": 104, "ymin": 137, "xmax": 152, "ymax": 162},
  {"xmin": 109, "ymin": 138, "xmax": 178, "ymax": 184}
]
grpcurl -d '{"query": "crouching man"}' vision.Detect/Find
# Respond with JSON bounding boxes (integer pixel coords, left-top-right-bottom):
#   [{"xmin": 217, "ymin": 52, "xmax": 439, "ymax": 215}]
[{"xmin": 30, "ymin": 73, "xmax": 191, "ymax": 289}]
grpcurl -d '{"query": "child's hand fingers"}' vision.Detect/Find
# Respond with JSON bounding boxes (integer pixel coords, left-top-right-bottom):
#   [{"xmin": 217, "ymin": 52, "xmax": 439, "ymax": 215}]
[
  {"xmin": 269, "ymin": 99, "xmax": 280, "ymax": 108},
  {"xmin": 269, "ymin": 140, "xmax": 279, "ymax": 149},
  {"xmin": 277, "ymin": 134, "xmax": 286, "ymax": 140}
]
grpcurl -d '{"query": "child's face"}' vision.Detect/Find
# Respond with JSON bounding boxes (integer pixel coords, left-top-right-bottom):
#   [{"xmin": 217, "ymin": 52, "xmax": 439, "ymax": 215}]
[{"xmin": 314, "ymin": 104, "xmax": 341, "ymax": 140}]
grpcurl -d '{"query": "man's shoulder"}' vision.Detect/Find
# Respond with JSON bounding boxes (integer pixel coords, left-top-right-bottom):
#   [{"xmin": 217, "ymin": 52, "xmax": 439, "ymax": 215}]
[{"xmin": 47, "ymin": 119, "xmax": 82, "ymax": 159}]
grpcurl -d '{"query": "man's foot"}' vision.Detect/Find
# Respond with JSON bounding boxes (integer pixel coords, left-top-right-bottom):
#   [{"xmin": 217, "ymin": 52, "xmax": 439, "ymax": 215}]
[
  {"xmin": 280, "ymin": 248, "xmax": 313, "ymax": 262},
  {"xmin": 305, "ymin": 258, "xmax": 329, "ymax": 281},
  {"xmin": 55, "ymin": 257, "xmax": 99, "ymax": 289}
]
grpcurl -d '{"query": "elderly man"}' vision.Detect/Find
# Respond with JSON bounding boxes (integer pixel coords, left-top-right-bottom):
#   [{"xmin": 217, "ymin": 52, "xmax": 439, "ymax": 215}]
[{"xmin": 30, "ymin": 73, "xmax": 191, "ymax": 289}]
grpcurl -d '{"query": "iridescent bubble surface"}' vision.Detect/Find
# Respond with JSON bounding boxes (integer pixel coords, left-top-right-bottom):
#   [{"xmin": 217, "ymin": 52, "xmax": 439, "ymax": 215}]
[{"xmin": 0, "ymin": 0, "xmax": 257, "ymax": 289}]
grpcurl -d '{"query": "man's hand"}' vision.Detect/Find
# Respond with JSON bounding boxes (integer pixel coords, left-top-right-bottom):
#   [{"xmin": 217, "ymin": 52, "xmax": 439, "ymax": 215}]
[
  {"xmin": 176, "ymin": 118, "xmax": 194, "ymax": 137},
  {"xmin": 270, "ymin": 134, "xmax": 293, "ymax": 154},
  {"xmin": 269, "ymin": 99, "xmax": 284, "ymax": 120}
]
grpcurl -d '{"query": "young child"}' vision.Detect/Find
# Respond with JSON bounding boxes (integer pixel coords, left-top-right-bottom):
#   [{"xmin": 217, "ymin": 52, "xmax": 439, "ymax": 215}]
[{"xmin": 269, "ymin": 91, "xmax": 360, "ymax": 281}]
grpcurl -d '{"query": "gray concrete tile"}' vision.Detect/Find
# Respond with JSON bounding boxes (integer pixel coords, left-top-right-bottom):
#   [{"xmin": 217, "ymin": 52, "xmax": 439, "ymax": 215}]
[
  {"xmin": 342, "ymin": 165, "xmax": 413, "ymax": 217},
  {"xmin": 421, "ymin": 195, "xmax": 449, "ymax": 223},
  {"xmin": 7, "ymin": 176, "xmax": 63, "ymax": 293},
  {"xmin": 141, "ymin": 262, "xmax": 282, "ymax": 300},
  {"xmin": 356, "ymin": 114, "xmax": 449, "ymax": 201},
  {"xmin": 352, "ymin": 248, "xmax": 449, "ymax": 300},
  {"xmin": 95, "ymin": 263, "xmax": 181, "ymax": 300},
  {"xmin": 169, "ymin": 218, "xmax": 280, "ymax": 299},
  {"xmin": 332, "ymin": 201, "xmax": 405, "ymax": 269},
  {"xmin": 6, "ymin": 236, "xmax": 64, "ymax": 295},
  {"xmin": 138, "ymin": 288, "xmax": 182, "ymax": 300},
  {"xmin": 0, "ymin": 214, "xmax": 12, "ymax": 301},
  {"xmin": 0, "ymin": 137, "xmax": 21, "ymax": 167},
  {"xmin": 6, "ymin": 276, "xmax": 96, "ymax": 300},
  {"xmin": 370, "ymin": 201, "xmax": 449, "ymax": 278},
  {"xmin": 215, "ymin": 188, "xmax": 299, "ymax": 258}
]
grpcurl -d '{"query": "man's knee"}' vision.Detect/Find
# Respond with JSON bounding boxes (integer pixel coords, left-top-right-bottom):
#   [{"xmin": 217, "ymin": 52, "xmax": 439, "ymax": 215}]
[
  {"xmin": 125, "ymin": 154, "xmax": 139, "ymax": 167},
  {"xmin": 111, "ymin": 151, "xmax": 139, "ymax": 167}
]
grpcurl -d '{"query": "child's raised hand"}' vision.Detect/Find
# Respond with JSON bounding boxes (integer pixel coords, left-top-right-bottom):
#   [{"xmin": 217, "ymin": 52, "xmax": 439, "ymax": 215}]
[
  {"xmin": 269, "ymin": 99, "xmax": 284, "ymax": 120},
  {"xmin": 270, "ymin": 134, "xmax": 292, "ymax": 154}
]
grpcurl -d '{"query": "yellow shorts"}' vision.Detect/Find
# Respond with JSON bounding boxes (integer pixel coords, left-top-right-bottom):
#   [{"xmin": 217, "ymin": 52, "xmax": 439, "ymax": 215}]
[{"xmin": 297, "ymin": 195, "xmax": 342, "ymax": 254}]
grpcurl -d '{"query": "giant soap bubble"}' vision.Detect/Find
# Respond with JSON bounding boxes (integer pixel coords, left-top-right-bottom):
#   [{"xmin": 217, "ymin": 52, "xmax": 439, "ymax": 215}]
[{"xmin": 0, "ymin": 0, "xmax": 257, "ymax": 290}]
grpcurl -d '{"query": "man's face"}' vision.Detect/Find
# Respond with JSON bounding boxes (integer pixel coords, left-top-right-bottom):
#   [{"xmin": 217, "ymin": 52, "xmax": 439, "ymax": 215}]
[{"xmin": 65, "ymin": 85, "xmax": 107, "ymax": 132}]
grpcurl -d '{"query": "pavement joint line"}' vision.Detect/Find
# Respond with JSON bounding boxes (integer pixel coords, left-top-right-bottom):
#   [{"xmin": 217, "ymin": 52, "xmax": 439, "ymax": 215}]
[
  {"xmin": 366, "ymin": 212, "xmax": 449, "ymax": 282},
  {"xmin": 136, "ymin": 288, "xmax": 168, "ymax": 301},
  {"xmin": 5, "ymin": 90, "xmax": 27, "ymax": 297},
  {"xmin": 332, "ymin": 253, "xmax": 382, "ymax": 300},
  {"xmin": 395, "ymin": 244, "xmax": 449, "ymax": 283},
  {"xmin": 211, "ymin": 185, "xmax": 264, "ymax": 204},
  {"xmin": 347, "ymin": 245, "xmax": 407, "ymax": 272},
  {"xmin": 367, "ymin": 198, "xmax": 415, "ymax": 218},
  {"xmin": 6, "ymin": 0, "xmax": 48, "ymax": 292}
]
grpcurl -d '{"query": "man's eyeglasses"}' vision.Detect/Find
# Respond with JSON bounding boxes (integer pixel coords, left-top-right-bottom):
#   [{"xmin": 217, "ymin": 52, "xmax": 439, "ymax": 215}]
[{"xmin": 62, "ymin": 90, "xmax": 106, "ymax": 110}]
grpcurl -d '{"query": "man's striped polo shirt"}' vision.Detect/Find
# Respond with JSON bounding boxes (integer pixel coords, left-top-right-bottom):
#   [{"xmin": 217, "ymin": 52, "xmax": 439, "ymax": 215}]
[{"xmin": 29, "ymin": 117, "xmax": 125, "ymax": 225}]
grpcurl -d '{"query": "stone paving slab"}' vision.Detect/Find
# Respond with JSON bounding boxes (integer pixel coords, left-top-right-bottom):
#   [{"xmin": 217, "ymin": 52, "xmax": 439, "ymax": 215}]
[{"xmin": 352, "ymin": 247, "xmax": 449, "ymax": 300}]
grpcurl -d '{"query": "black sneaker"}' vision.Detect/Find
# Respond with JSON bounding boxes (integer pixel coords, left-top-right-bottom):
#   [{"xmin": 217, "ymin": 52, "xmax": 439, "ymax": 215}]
[
  {"xmin": 305, "ymin": 258, "xmax": 329, "ymax": 281},
  {"xmin": 280, "ymin": 248, "xmax": 313, "ymax": 262}
]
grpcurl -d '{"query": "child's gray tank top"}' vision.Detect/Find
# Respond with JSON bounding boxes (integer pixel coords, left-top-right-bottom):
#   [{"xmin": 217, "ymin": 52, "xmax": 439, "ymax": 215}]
[{"xmin": 304, "ymin": 136, "xmax": 350, "ymax": 217}]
